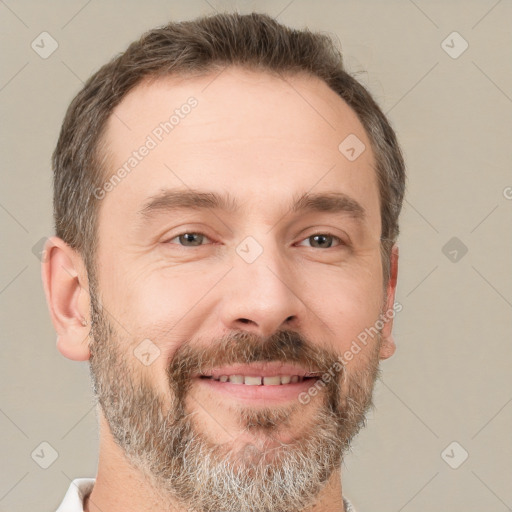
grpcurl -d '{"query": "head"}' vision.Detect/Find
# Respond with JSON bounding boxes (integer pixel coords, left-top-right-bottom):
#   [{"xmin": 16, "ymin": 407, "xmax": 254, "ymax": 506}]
[{"xmin": 43, "ymin": 12, "xmax": 405, "ymax": 512}]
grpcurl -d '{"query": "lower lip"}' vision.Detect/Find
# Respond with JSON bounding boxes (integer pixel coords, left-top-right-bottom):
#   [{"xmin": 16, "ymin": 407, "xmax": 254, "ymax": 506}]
[{"xmin": 195, "ymin": 377, "xmax": 320, "ymax": 404}]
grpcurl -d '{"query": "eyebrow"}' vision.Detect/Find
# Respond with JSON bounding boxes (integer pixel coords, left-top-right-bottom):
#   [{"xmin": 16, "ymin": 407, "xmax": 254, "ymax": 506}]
[{"xmin": 138, "ymin": 189, "xmax": 366, "ymax": 223}]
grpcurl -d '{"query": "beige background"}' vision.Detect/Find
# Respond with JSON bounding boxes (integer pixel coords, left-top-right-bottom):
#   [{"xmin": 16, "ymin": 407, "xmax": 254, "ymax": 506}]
[{"xmin": 1, "ymin": 0, "xmax": 511, "ymax": 510}]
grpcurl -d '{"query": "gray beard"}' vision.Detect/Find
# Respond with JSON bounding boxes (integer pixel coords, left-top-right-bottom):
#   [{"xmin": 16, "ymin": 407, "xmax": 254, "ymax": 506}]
[{"xmin": 87, "ymin": 288, "xmax": 381, "ymax": 512}]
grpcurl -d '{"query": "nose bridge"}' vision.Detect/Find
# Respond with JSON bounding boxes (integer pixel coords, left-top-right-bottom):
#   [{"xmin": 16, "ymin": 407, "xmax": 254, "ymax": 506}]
[{"xmin": 219, "ymin": 231, "xmax": 305, "ymax": 336}]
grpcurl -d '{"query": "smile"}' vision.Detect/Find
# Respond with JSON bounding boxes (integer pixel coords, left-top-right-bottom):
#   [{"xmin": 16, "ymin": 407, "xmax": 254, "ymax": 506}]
[
  {"xmin": 195, "ymin": 364, "xmax": 323, "ymax": 403},
  {"xmin": 199, "ymin": 375, "xmax": 317, "ymax": 385}
]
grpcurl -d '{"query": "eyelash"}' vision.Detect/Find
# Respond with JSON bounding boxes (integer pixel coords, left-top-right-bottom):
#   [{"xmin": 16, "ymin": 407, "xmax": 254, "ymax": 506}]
[{"xmin": 165, "ymin": 232, "xmax": 347, "ymax": 249}]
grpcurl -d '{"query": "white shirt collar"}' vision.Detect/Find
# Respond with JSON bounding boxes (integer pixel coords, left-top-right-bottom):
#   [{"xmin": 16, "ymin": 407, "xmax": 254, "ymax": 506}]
[{"xmin": 55, "ymin": 478, "xmax": 94, "ymax": 512}]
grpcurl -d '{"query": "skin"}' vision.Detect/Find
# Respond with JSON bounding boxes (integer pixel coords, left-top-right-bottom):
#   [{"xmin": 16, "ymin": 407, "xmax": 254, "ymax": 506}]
[{"xmin": 42, "ymin": 67, "xmax": 398, "ymax": 512}]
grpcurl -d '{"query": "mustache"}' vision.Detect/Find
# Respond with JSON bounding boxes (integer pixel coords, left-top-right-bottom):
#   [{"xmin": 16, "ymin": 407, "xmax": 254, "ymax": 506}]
[{"xmin": 165, "ymin": 329, "xmax": 344, "ymax": 399}]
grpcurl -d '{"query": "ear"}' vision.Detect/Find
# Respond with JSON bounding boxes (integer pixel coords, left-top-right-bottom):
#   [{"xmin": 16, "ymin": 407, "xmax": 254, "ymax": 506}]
[
  {"xmin": 41, "ymin": 236, "xmax": 91, "ymax": 361},
  {"xmin": 379, "ymin": 244, "xmax": 399, "ymax": 360}
]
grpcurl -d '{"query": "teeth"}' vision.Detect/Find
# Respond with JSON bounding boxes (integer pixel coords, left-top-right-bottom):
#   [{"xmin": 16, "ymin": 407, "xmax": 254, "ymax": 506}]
[
  {"xmin": 244, "ymin": 376, "xmax": 262, "ymax": 386},
  {"xmin": 207, "ymin": 375, "xmax": 307, "ymax": 385}
]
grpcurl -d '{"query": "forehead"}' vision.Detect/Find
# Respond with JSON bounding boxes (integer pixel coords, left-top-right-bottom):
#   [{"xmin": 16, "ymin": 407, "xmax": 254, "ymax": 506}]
[{"xmin": 99, "ymin": 67, "xmax": 380, "ymax": 232}]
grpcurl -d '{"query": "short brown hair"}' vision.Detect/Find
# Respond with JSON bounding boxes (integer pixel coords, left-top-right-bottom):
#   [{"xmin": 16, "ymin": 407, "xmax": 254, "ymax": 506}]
[{"xmin": 53, "ymin": 11, "xmax": 406, "ymax": 286}]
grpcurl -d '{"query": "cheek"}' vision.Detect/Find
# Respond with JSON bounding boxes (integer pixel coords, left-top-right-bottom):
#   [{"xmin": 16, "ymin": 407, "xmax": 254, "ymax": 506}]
[
  {"xmin": 304, "ymin": 264, "xmax": 383, "ymax": 350},
  {"xmin": 108, "ymin": 267, "xmax": 214, "ymax": 356}
]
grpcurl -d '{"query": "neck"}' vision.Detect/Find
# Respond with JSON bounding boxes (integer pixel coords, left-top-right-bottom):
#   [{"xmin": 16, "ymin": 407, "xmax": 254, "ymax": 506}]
[{"xmin": 85, "ymin": 416, "xmax": 347, "ymax": 512}]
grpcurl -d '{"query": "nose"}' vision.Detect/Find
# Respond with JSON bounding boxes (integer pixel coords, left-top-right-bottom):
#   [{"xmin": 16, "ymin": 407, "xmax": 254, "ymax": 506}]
[{"xmin": 218, "ymin": 242, "xmax": 307, "ymax": 339}]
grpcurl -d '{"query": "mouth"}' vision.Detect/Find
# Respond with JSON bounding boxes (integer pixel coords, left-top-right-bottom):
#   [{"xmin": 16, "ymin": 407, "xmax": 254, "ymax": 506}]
[
  {"xmin": 193, "ymin": 363, "xmax": 323, "ymax": 403},
  {"xmin": 199, "ymin": 374, "xmax": 318, "ymax": 385}
]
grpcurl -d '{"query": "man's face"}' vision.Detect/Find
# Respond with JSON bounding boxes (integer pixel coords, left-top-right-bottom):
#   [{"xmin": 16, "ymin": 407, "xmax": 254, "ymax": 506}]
[{"xmin": 87, "ymin": 67, "xmax": 390, "ymax": 512}]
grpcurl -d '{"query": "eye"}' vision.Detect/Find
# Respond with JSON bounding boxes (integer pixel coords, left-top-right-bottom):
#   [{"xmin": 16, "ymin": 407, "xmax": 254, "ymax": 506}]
[
  {"xmin": 164, "ymin": 232, "xmax": 346, "ymax": 249},
  {"xmin": 166, "ymin": 232, "xmax": 212, "ymax": 247},
  {"xmin": 297, "ymin": 233, "xmax": 345, "ymax": 249}
]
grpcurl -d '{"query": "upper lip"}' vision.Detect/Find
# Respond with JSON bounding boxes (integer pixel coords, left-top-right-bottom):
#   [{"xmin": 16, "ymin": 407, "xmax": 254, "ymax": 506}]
[{"xmin": 194, "ymin": 363, "xmax": 322, "ymax": 379}]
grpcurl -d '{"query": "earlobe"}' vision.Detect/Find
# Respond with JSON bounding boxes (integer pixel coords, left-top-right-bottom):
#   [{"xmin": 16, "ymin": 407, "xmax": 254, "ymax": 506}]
[
  {"xmin": 379, "ymin": 244, "xmax": 399, "ymax": 360},
  {"xmin": 379, "ymin": 333, "xmax": 396, "ymax": 360},
  {"xmin": 41, "ymin": 236, "xmax": 91, "ymax": 361},
  {"xmin": 56, "ymin": 331, "xmax": 91, "ymax": 361}
]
